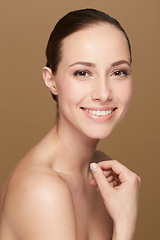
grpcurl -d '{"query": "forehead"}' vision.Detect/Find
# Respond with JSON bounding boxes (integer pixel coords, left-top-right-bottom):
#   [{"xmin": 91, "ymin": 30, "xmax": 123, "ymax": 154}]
[{"xmin": 60, "ymin": 24, "xmax": 130, "ymax": 67}]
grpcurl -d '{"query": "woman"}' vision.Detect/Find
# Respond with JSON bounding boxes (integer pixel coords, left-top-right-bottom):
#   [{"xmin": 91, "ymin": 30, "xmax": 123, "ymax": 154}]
[{"xmin": 0, "ymin": 9, "xmax": 141, "ymax": 240}]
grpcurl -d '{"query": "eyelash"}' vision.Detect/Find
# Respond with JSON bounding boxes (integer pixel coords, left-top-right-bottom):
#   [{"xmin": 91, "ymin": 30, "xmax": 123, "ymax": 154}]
[
  {"xmin": 73, "ymin": 69, "xmax": 129, "ymax": 79},
  {"xmin": 111, "ymin": 70, "xmax": 129, "ymax": 78},
  {"xmin": 73, "ymin": 70, "xmax": 90, "ymax": 78}
]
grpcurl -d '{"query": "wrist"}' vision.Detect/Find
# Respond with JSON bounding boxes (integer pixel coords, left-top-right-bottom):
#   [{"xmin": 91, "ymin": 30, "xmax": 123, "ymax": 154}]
[{"xmin": 112, "ymin": 221, "xmax": 136, "ymax": 240}]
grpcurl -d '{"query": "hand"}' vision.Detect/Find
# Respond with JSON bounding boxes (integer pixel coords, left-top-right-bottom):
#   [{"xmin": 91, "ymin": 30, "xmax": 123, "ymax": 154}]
[{"xmin": 90, "ymin": 160, "xmax": 141, "ymax": 240}]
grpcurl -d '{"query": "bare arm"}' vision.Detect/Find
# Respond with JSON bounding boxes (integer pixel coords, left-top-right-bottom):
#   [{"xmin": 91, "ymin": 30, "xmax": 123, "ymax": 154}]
[
  {"xmin": 10, "ymin": 173, "xmax": 77, "ymax": 240},
  {"xmin": 90, "ymin": 160, "xmax": 141, "ymax": 240}
]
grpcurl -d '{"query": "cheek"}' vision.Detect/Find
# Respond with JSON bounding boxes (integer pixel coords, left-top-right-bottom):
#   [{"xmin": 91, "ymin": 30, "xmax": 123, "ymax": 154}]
[
  {"xmin": 57, "ymin": 79, "xmax": 88, "ymax": 104},
  {"xmin": 116, "ymin": 80, "xmax": 133, "ymax": 106}
]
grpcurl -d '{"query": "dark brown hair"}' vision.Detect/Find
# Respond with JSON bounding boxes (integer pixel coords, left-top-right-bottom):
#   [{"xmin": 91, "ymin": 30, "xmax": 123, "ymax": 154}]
[{"xmin": 45, "ymin": 8, "xmax": 132, "ymax": 101}]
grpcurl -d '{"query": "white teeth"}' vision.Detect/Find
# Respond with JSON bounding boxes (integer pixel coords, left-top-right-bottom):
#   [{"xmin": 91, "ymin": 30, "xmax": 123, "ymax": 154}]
[
  {"xmin": 83, "ymin": 108, "xmax": 114, "ymax": 116},
  {"xmin": 97, "ymin": 110, "xmax": 101, "ymax": 115},
  {"xmin": 102, "ymin": 111, "xmax": 105, "ymax": 116}
]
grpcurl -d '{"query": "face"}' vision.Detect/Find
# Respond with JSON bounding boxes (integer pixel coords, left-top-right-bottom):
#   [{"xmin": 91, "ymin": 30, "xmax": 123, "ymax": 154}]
[{"xmin": 51, "ymin": 24, "xmax": 133, "ymax": 139}]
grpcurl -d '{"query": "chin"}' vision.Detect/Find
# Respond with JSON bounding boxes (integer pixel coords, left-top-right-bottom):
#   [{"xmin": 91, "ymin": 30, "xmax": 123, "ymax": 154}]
[
  {"xmin": 85, "ymin": 127, "xmax": 114, "ymax": 140},
  {"xmin": 86, "ymin": 118, "xmax": 124, "ymax": 140}
]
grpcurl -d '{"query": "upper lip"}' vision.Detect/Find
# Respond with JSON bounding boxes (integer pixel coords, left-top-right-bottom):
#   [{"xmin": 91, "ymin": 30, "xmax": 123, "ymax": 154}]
[{"xmin": 81, "ymin": 107, "xmax": 117, "ymax": 111}]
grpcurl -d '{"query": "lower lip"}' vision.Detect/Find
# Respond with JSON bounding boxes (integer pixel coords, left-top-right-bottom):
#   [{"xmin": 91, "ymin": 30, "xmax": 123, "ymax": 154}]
[{"xmin": 81, "ymin": 109, "xmax": 116, "ymax": 123}]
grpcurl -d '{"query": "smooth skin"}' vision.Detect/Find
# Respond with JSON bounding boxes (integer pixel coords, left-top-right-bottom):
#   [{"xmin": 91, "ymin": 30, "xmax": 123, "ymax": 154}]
[{"xmin": 0, "ymin": 24, "xmax": 140, "ymax": 240}]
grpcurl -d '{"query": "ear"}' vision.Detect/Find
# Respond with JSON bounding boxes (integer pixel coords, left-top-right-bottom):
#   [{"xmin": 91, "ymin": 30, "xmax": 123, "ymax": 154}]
[{"xmin": 43, "ymin": 67, "xmax": 58, "ymax": 96}]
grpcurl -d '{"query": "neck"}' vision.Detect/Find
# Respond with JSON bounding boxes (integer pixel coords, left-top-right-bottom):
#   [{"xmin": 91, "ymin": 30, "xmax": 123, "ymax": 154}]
[{"xmin": 50, "ymin": 120, "xmax": 99, "ymax": 178}]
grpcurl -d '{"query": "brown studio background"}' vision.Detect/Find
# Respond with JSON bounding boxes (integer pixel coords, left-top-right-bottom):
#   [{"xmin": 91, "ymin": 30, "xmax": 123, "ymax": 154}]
[{"xmin": 0, "ymin": 0, "xmax": 159, "ymax": 239}]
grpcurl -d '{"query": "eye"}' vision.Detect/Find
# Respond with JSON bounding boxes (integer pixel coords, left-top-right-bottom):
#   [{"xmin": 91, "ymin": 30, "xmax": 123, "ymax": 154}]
[
  {"xmin": 73, "ymin": 70, "xmax": 90, "ymax": 78},
  {"xmin": 111, "ymin": 70, "xmax": 128, "ymax": 78}
]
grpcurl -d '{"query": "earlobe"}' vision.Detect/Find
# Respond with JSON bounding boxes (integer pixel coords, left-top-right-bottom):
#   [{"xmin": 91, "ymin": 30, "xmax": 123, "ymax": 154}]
[{"xmin": 43, "ymin": 67, "xmax": 58, "ymax": 95}]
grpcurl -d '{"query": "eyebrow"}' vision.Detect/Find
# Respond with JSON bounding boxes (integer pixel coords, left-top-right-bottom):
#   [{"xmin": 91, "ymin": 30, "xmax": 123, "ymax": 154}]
[
  {"xmin": 69, "ymin": 61, "xmax": 95, "ymax": 68},
  {"xmin": 111, "ymin": 60, "xmax": 131, "ymax": 67},
  {"xmin": 69, "ymin": 60, "xmax": 131, "ymax": 68}
]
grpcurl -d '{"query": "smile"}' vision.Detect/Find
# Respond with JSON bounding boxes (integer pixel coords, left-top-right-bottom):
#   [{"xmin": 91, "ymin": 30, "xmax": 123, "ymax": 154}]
[
  {"xmin": 80, "ymin": 107, "xmax": 117, "ymax": 122},
  {"xmin": 84, "ymin": 108, "xmax": 113, "ymax": 116}
]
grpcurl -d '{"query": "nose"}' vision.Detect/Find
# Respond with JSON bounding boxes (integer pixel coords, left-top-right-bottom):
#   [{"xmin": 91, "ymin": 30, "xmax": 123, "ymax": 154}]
[{"xmin": 91, "ymin": 77, "xmax": 112, "ymax": 103}]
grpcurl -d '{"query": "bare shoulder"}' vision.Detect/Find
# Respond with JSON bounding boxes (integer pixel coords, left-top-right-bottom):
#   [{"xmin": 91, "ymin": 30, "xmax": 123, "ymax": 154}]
[
  {"xmin": 10, "ymin": 170, "xmax": 73, "ymax": 203},
  {"xmin": 94, "ymin": 150, "xmax": 112, "ymax": 163},
  {"xmin": 5, "ymin": 170, "xmax": 76, "ymax": 239}
]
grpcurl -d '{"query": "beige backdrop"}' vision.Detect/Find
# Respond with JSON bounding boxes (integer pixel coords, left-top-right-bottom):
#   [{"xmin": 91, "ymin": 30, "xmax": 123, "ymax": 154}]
[{"xmin": 0, "ymin": 0, "xmax": 159, "ymax": 239}]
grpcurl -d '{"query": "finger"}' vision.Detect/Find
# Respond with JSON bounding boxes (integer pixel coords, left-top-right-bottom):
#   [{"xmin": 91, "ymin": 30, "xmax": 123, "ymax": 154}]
[
  {"xmin": 97, "ymin": 160, "xmax": 131, "ymax": 182},
  {"xmin": 90, "ymin": 163, "xmax": 112, "ymax": 196},
  {"xmin": 90, "ymin": 173, "xmax": 120, "ymax": 188},
  {"xmin": 106, "ymin": 174, "xmax": 115, "ymax": 183},
  {"xmin": 103, "ymin": 170, "xmax": 113, "ymax": 178},
  {"xmin": 103, "ymin": 170, "xmax": 120, "ymax": 184},
  {"xmin": 90, "ymin": 169, "xmax": 113, "ymax": 186},
  {"xmin": 112, "ymin": 180, "xmax": 120, "ymax": 187},
  {"xmin": 97, "ymin": 179, "xmax": 119, "ymax": 189},
  {"xmin": 90, "ymin": 178, "xmax": 97, "ymax": 186}
]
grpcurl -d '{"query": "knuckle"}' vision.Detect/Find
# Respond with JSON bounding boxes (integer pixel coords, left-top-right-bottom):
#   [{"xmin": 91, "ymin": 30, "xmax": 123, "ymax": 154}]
[
  {"xmin": 129, "ymin": 173, "xmax": 140, "ymax": 185},
  {"xmin": 138, "ymin": 176, "xmax": 141, "ymax": 185},
  {"xmin": 112, "ymin": 159, "xmax": 118, "ymax": 164}
]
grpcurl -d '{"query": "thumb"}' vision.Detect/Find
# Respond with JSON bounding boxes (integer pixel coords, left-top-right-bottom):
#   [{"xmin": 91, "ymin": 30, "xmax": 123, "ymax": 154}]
[{"xmin": 90, "ymin": 163, "xmax": 111, "ymax": 196}]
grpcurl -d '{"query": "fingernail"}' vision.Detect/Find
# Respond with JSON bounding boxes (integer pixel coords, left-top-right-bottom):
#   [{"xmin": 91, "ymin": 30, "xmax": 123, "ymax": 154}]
[{"xmin": 90, "ymin": 163, "xmax": 97, "ymax": 173}]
